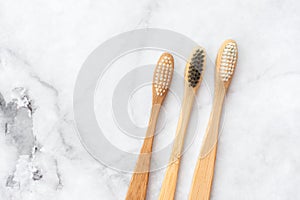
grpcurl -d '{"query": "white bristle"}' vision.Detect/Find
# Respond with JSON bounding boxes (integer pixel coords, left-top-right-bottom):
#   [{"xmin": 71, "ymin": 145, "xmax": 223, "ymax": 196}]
[
  {"xmin": 154, "ymin": 54, "xmax": 174, "ymax": 96},
  {"xmin": 220, "ymin": 42, "xmax": 237, "ymax": 82}
]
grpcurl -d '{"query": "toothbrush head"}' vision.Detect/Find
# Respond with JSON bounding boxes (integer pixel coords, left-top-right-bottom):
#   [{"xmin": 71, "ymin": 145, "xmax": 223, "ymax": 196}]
[
  {"xmin": 185, "ymin": 47, "xmax": 206, "ymax": 89},
  {"xmin": 153, "ymin": 53, "xmax": 174, "ymax": 103},
  {"xmin": 217, "ymin": 40, "xmax": 238, "ymax": 88}
]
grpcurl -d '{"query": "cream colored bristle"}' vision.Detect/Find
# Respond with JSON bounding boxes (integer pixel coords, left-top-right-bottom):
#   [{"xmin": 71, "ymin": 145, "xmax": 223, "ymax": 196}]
[
  {"xmin": 219, "ymin": 42, "xmax": 237, "ymax": 82},
  {"xmin": 153, "ymin": 54, "xmax": 174, "ymax": 96}
]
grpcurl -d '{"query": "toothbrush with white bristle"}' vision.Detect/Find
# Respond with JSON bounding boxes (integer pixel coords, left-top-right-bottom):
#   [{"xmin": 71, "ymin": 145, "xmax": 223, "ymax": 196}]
[
  {"xmin": 189, "ymin": 39, "xmax": 238, "ymax": 200},
  {"xmin": 126, "ymin": 53, "xmax": 174, "ymax": 200}
]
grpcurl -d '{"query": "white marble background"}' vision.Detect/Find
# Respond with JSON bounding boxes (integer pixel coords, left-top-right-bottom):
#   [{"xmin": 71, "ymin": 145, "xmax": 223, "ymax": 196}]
[{"xmin": 0, "ymin": 0, "xmax": 300, "ymax": 199}]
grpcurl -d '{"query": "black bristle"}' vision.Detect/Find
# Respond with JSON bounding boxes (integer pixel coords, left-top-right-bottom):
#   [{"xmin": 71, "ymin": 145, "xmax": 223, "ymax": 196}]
[{"xmin": 187, "ymin": 48, "xmax": 205, "ymax": 88}]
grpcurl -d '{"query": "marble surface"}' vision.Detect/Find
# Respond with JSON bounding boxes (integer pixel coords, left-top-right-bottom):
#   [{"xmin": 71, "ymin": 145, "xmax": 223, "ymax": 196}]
[{"xmin": 0, "ymin": 0, "xmax": 300, "ymax": 199}]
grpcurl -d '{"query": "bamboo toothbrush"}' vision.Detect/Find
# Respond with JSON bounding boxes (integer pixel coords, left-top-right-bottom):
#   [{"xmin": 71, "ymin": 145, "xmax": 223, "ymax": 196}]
[
  {"xmin": 158, "ymin": 47, "xmax": 206, "ymax": 200},
  {"xmin": 189, "ymin": 40, "xmax": 238, "ymax": 200},
  {"xmin": 126, "ymin": 53, "xmax": 174, "ymax": 200}
]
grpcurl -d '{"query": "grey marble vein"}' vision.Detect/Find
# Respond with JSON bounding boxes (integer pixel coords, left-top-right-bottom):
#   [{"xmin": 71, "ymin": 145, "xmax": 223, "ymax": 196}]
[{"xmin": 0, "ymin": 0, "xmax": 299, "ymax": 199}]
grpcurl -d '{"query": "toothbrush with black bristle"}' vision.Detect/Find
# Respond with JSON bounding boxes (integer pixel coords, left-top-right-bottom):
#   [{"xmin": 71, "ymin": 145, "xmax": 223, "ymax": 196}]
[
  {"xmin": 126, "ymin": 53, "xmax": 174, "ymax": 200},
  {"xmin": 189, "ymin": 40, "xmax": 238, "ymax": 200},
  {"xmin": 158, "ymin": 47, "xmax": 206, "ymax": 200}
]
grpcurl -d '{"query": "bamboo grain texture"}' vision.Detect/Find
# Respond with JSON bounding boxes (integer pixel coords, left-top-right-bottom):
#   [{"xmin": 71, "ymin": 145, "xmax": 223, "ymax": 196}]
[
  {"xmin": 158, "ymin": 85, "xmax": 197, "ymax": 200},
  {"xmin": 125, "ymin": 105, "xmax": 160, "ymax": 200}
]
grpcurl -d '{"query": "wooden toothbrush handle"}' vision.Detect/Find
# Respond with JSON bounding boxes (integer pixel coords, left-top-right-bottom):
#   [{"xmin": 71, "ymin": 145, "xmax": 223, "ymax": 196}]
[
  {"xmin": 159, "ymin": 86, "xmax": 196, "ymax": 200},
  {"xmin": 125, "ymin": 137, "xmax": 154, "ymax": 200},
  {"xmin": 189, "ymin": 81, "xmax": 225, "ymax": 200},
  {"xmin": 188, "ymin": 144, "xmax": 217, "ymax": 200},
  {"xmin": 125, "ymin": 105, "xmax": 161, "ymax": 200},
  {"xmin": 158, "ymin": 159, "xmax": 180, "ymax": 200}
]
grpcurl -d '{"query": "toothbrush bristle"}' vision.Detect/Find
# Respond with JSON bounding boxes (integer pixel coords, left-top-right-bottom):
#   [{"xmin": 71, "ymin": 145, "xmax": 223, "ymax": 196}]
[
  {"xmin": 219, "ymin": 42, "xmax": 237, "ymax": 82},
  {"xmin": 153, "ymin": 53, "xmax": 174, "ymax": 96},
  {"xmin": 188, "ymin": 48, "xmax": 205, "ymax": 87}
]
